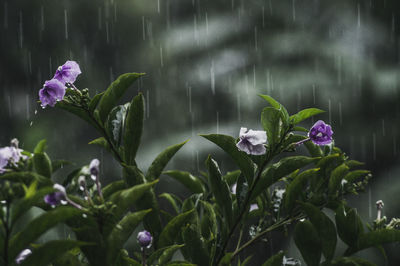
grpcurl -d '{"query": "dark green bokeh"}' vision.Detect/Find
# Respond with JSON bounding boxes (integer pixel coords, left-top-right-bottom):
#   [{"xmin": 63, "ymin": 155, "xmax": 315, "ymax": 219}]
[{"xmin": 1, "ymin": 0, "xmax": 399, "ymax": 264}]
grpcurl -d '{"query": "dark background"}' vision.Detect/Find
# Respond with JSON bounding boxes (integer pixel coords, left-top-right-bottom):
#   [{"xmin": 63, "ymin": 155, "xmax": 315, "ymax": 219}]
[{"xmin": 1, "ymin": 0, "xmax": 399, "ymax": 264}]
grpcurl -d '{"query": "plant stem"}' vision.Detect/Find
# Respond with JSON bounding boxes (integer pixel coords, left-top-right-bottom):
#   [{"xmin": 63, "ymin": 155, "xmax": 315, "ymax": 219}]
[
  {"xmin": 230, "ymin": 213, "xmax": 305, "ymax": 261},
  {"xmin": 141, "ymin": 248, "xmax": 146, "ymax": 266},
  {"xmin": 3, "ymin": 200, "xmax": 10, "ymax": 266}
]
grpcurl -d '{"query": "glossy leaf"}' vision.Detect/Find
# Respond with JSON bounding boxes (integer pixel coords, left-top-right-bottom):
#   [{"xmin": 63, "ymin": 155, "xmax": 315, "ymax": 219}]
[
  {"xmin": 9, "ymin": 207, "xmax": 82, "ymax": 260},
  {"xmin": 124, "ymin": 93, "xmax": 144, "ymax": 165},
  {"xmin": 159, "ymin": 193, "xmax": 181, "ymax": 214},
  {"xmin": 57, "ymin": 101, "xmax": 101, "ymax": 131},
  {"xmin": 290, "ymin": 108, "xmax": 325, "ymax": 125},
  {"xmin": 0, "ymin": 171, "xmax": 52, "ymax": 186},
  {"xmin": 33, "ymin": 139, "xmax": 47, "ymax": 153},
  {"xmin": 105, "ymin": 104, "xmax": 128, "ymax": 146},
  {"xmin": 261, "ymin": 107, "xmax": 285, "ymax": 147},
  {"xmin": 294, "ymin": 220, "xmax": 322, "ymax": 266},
  {"xmin": 262, "ymin": 250, "xmax": 284, "ymax": 266},
  {"xmin": 102, "ymin": 180, "xmax": 127, "ymax": 199},
  {"xmin": 236, "ymin": 173, "xmax": 248, "ymax": 209},
  {"xmin": 206, "ymin": 156, "xmax": 233, "ymax": 227},
  {"xmin": 300, "ymin": 202, "xmax": 337, "ymax": 260},
  {"xmin": 223, "ymin": 170, "xmax": 241, "ymax": 186},
  {"xmin": 335, "ymin": 204, "xmax": 364, "ymax": 247},
  {"xmin": 97, "ymin": 73, "xmax": 144, "ymax": 122},
  {"xmin": 258, "ymin": 94, "xmax": 290, "ymax": 122},
  {"xmin": 182, "ymin": 224, "xmax": 209, "ymax": 265},
  {"xmin": 164, "ymin": 170, "xmax": 205, "ymax": 193},
  {"xmin": 344, "ymin": 170, "xmax": 370, "ymax": 184},
  {"xmin": 200, "ymin": 200, "xmax": 218, "ymax": 242},
  {"xmin": 33, "ymin": 152, "xmax": 52, "ymax": 178},
  {"xmin": 20, "ymin": 240, "xmax": 91, "ymax": 266},
  {"xmin": 51, "ymin": 160, "xmax": 72, "ymax": 173},
  {"xmin": 148, "ymin": 245, "xmax": 184, "ymax": 265},
  {"xmin": 109, "ymin": 180, "xmax": 158, "ymax": 218},
  {"xmin": 283, "ymin": 169, "xmax": 318, "ymax": 212},
  {"xmin": 323, "ymin": 256, "xmax": 376, "ymax": 266},
  {"xmin": 200, "ymin": 134, "xmax": 255, "ymax": 184},
  {"xmin": 107, "ymin": 209, "xmax": 151, "ymax": 264},
  {"xmin": 328, "ymin": 163, "xmax": 349, "ymax": 194},
  {"xmin": 89, "ymin": 91, "xmax": 105, "ymax": 112},
  {"xmin": 146, "ymin": 140, "xmax": 189, "ymax": 181},
  {"xmin": 158, "ymin": 209, "xmax": 195, "ymax": 248}
]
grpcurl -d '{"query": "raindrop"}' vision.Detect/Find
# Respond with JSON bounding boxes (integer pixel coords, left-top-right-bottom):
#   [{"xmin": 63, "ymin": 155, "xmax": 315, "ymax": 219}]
[
  {"xmin": 393, "ymin": 134, "xmax": 397, "ymax": 156},
  {"xmin": 61, "ymin": 200, "xmax": 68, "ymax": 205},
  {"xmin": 372, "ymin": 133, "xmax": 376, "ymax": 161},
  {"xmin": 98, "ymin": 7, "xmax": 102, "ymax": 30},
  {"xmin": 3, "ymin": 2, "xmax": 8, "ymax": 29},
  {"xmin": 231, "ymin": 0, "xmax": 234, "ymax": 10},
  {"xmin": 142, "ymin": 16, "xmax": 146, "ymax": 40},
  {"xmin": 253, "ymin": 65, "xmax": 256, "ymax": 88},
  {"xmin": 34, "ymin": 109, "xmax": 38, "ymax": 115},
  {"xmin": 40, "ymin": 6, "xmax": 45, "ymax": 31},
  {"xmin": 357, "ymin": 3, "xmax": 361, "ymax": 28},
  {"xmin": 262, "ymin": 6, "xmax": 265, "ymax": 28},
  {"xmin": 268, "ymin": 0, "xmax": 273, "ymax": 15},
  {"xmin": 109, "ymin": 67, "xmax": 114, "ymax": 83},
  {"xmin": 337, "ymin": 55, "xmax": 342, "ymax": 85},
  {"xmin": 312, "ymin": 84, "xmax": 316, "ymax": 104},
  {"xmin": 146, "ymin": 90, "xmax": 150, "ymax": 119},
  {"xmin": 338, "ymin": 102, "xmax": 342, "ymax": 126},
  {"xmin": 18, "ymin": 11, "xmax": 23, "ymax": 48},
  {"xmin": 114, "ymin": 2, "xmax": 117, "ymax": 22},
  {"xmin": 292, "ymin": 0, "xmax": 296, "ymax": 22},
  {"xmin": 254, "ymin": 26, "xmax": 258, "ymax": 51},
  {"xmin": 25, "ymin": 95, "xmax": 30, "ymax": 120},
  {"xmin": 82, "ymin": 213, "xmax": 87, "ymax": 218},
  {"xmin": 166, "ymin": 0, "xmax": 170, "ymax": 30},
  {"xmin": 157, "ymin": 0, "xmax": 160, "ymax": 13},
  {"xmin": 368, "ymin": 189, "xmax": 372, "ymax": 219},
  {"xmin": 216, "ymin": 111, "xmax": 219, "ymax": 134},
  {"xmin": 188, "ymin": 86, "xmax": 192, "ymax": 113},
  {"xmin": 7, "ymin": 94, "xmax": 12, "ymax": 116},
  {"xmin": 64, "ymin": 9, "xmax": 68, "ymax": 40},
  {"xmin": 196, "ymin": 150, "xmax": 199, "ymax": 173},
  {"xmin": 210, "ymin": 60, "xmax": 215, "ymax": 95},
  {"xmin": 49, "ymin": 56, "xmax": 53, "ymax": 77},
  {"xmin": 237, "ymin": 93, "xmax": 241, "ymax": 122},
  {"xmin": 160, "ymin": 45, "xmax": 164, "ymax": 67},
  {"xmin": 381, "ymin": 119, "xmax": 385, "ymax": 136},
  {"xmin": 106, "ymin": 21, "xmax": 110, "ymax": 43},
  {"xmin": 328, "ymin": 98, "xmax": 332, "ymax": 125},
  {"xmin": 205, "ymin": 12, "xmax": 209, "ymax": 36}
]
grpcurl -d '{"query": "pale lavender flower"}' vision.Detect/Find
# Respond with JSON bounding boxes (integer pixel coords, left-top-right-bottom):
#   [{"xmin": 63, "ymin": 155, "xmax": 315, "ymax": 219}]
[
  {"xmin": 308, "ymin": 120, "xmax": 333, "ymax": 146},
  {"xmin": 0, "ymin": 147, "xmax": 13, "ymax": 173},
  {"xmin": 39, "ymin": 79, "xmax": 66, "ymax": 107},
  {"xmin": 44, "ymin": 191, "xmax": 65, "ymax": 206},
  {"xmin": 15, "ymin": 249, "xmax": 32, "ymax": 264},
  {"xmin": 53, "ymin": 60, "xmax": 82, "ymax": 84},
  {"xmin": 89, "ymin": 159, "xmax": 100, "ymax": 180},
  {"xmin": 249, "ymin": 203, "xmax": 259, "ymax": 212},
  {"xmin": 137, "ymin": 230, "xmax": 152, "ymax": 248},
  {"xmin": 0, "ymin": 139, "xmax": 28, "ymax": 173},
  {"xmin": 236, "ymin": 127, "xmax": 267, "ymax": 155}
]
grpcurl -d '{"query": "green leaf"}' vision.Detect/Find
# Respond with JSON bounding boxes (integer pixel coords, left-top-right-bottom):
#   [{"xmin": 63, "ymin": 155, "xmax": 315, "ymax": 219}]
[
  {"xmin": 163, "ymin": 170, "xmax": 205, "ymax": 194},
  {"xmin": 105, "ymin": 104, "xmax": 129, "ymax": 146},
  {"xmin": 283, "ymin": 169, "xmax": 318, "ymax": 212},
  {"xmin": 304, "ymin": 141, "xmax": 323, "ymax": 157},
  {"xmin": 262, "ymin": 250, "xmax": 284, "ymax": 266},
  {"xmin": 344, "ymin": 170, "xmax": 370, "ymax": 184},
  {"xmin": 236, "ymin": 173, "xmax": 248, "ymax": 209},
  {"xmin": 34, "ymin": 139, "xmax": 47, "ymax": 153},
  {"xmin": 0, "ymin": 171, "xmax": 52, "ymax": 186},
  {"xmin": 20, "ymin": 240, "xmax": 92, "ymax": 266},
  {"xmin": 88, "ymin": 137, "xmax": 112, "ymax": 154},
  {"xmin": 252, "ymin": 156, "xmax": 319, "ymax": 201},
  {"xmin": 109, "ymin": 180, "xmax": 158, "ymax": 219},
  {"xmin": 200, "ymin": 200, "xmax": 218, "ymax": 241},
  {"xmin": 51, "ymin": 160, "xmax": 72, "ymax": 173},
  {"xmin": 146, "ymin": 140, "xmax": 189, "ymax": 181},
  {"xmin": 261, "ymin": 107, "xmax": 285, "ymax": 147},
  {"xmin": 9, "ymin": 207, "xmax": 82, "ymax": 260},
  {"xmin": 324, "ymin": 256, "xmax": 377, "ymax": 266},
  {"xmin": 11, "ymin": 187, "xmax": 54, "ymax": 223},
  {"xmin": 345, "ymin": 229, "xmax": 400, "ymax": 256},
  {"xmin": 165, "ymin": 262, "xmax": 196, "ymax": 266},
  {"xmin": 335, "ymin": 204, "xmax": 364, "ymax": 247},
  {"xmin": 182, "ymin": 224, "xmax": 210, "ymax": 266},
  {"xmin": 223, "ymin": 170, "xmax": 241, "ymax": 186},
  {"xmin": 159, "ymin": 193, "xmax": 181, "ymax": 214},
  {"xmin": 328, "ymin": 164, "xmax": 349, "ymax": 195},
  {"xmin": 258, "ymin": 94, "xmax": 290, "ymax": 122},
  {"xmin": 97, "ymin": 73, "xmax": 144, "ymax": 122},
  {"xmin": 89, "ymin": 91, "xmax": 105, "ymax": 112},
  {"xmin": 107, "ymin": 209, "xmax": 151, "ymax": 264},
  {"xmin": 148, "ymin": 245, "xmax": 185, "ymax": 265},
  {"xmin": 102, "ymin": 180, "xmax": 127, "ymax": 200},
  {"xmin": 33, "ymin": 152, "xmax": 52, "ymax": 178},
  {"xmin": 219, "ymin": 252, "xmax": 233, "ymax": 266},
  {"xmin": 200, "ymin": 134, "xmax": 255, "ymax": 184},
  {"xmin": 56, "ymin": 101, "xmax": 101, "ymax": 131},
  {"xmin": 206, "ymin": 156, "xmax": 233, "ymax": 227},
  {"xmin": 299, "ymin": 202, "xmax": 337, "ymax": 260},
  {"xmin": 124, "ymin": 93, "xmax": 144, "ymax": 165},
  {"xmin": 290, "ymin": 108, "xmax": 325, "ymax": 125},
  {"xmin": 158, "ymin": 209, "xmax": 195, "ymax": 248},
  {"xmin": 294, "ymin": 220, "xmax": 322, "ymax": 266}
]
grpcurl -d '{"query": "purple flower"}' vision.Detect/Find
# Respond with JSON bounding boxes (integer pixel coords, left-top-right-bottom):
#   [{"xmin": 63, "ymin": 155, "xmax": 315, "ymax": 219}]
[
  {"xmin": 236, "ymin": 127, "xmax": 267, "ymax": 155},
  {"xmin": 0, "ymin": 140, "xmax": 28, "ymax": 174},
  {"xmin": 137, "ymin": 230, "xmax": 152, "ymax": 248},
  {"xmin": 249, "ymin": 203, "xmax": 259, "ymax": 212},
  {"xmin": 89, "ymin": 159, "xmax": 100, "ymax": 180},
  {"xmin": 308, "ymin": 120, "xmax": 333, "ymax": 145},
  {"xmin": 44, "ymin": 184, "xmax": 67, "ymax": 206},
  {"xmin": 39, "ymin": 79, "xmax": 66, "ymax": 107},
  {"xmin": 15, "ymin": 249, "xmax": 32, "ymax": 264},
  {"xmin": 44, "ymin": 191, "xmax": 65, "ymax": 206},
  {"xmin": 53, "ymin": 60, "xmax": 82, "ymax": 84},
  {"xmin": 0, "ymin": 147, "xmax": 13, "ymax": 174}
]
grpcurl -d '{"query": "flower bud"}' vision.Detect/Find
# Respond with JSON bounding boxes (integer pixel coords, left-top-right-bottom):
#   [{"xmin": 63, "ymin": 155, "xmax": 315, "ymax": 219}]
[
  {"xmin": 137, "ymin": 230, "xmax": 152, "ymax": 248},
  {"xmin": 89, "ymin": 159, "xmax": 100, "ymax": 180}
]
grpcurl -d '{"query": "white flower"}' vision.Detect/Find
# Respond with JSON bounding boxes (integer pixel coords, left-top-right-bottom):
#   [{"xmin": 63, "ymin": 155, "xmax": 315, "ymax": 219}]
[{"xmin": 236, "ymin": 127, "xmax": 267, "ymax": 155}]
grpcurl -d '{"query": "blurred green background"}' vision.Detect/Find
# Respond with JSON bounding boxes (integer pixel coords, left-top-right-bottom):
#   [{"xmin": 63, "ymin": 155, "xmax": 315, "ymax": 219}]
[{"xmin": 0, "ymin": 0, "xmax": 399, "ymax": 264}]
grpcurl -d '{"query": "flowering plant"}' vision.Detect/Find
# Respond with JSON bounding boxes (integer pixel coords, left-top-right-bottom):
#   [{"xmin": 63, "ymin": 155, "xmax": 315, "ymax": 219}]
[{"xmin": 0, "ymin": 61, "xmax": 399, "ymax": 266}]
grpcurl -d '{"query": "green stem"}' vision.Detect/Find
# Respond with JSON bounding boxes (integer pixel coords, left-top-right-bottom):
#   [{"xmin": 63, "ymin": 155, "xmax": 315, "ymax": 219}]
[
  {"xmin": 3, "ymin": 200, "xmax": 10, "ymax": 266},
  {"xmin": 231, "ymin": 213, "xmax": 305, "ymax": 261}
]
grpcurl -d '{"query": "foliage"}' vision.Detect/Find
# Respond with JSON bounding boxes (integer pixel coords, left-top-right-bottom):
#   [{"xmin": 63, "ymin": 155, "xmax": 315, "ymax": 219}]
[{"xmin": 0, "ymin": 70, "xmax": 399, "ymax": 266}]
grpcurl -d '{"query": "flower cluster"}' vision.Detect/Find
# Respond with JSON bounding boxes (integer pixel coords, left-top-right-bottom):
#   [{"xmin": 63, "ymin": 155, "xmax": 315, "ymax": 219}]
[
  {"xmin": 236, "ymin": 120, "xmax": 333, "ymax": 155},
  {"xmin": 39, "ymin": 61, "xmax": 81, "ymax": 108},
  {"xmin": 0, "ymin": 139, "xmax": 27, "ymax": 174}
]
